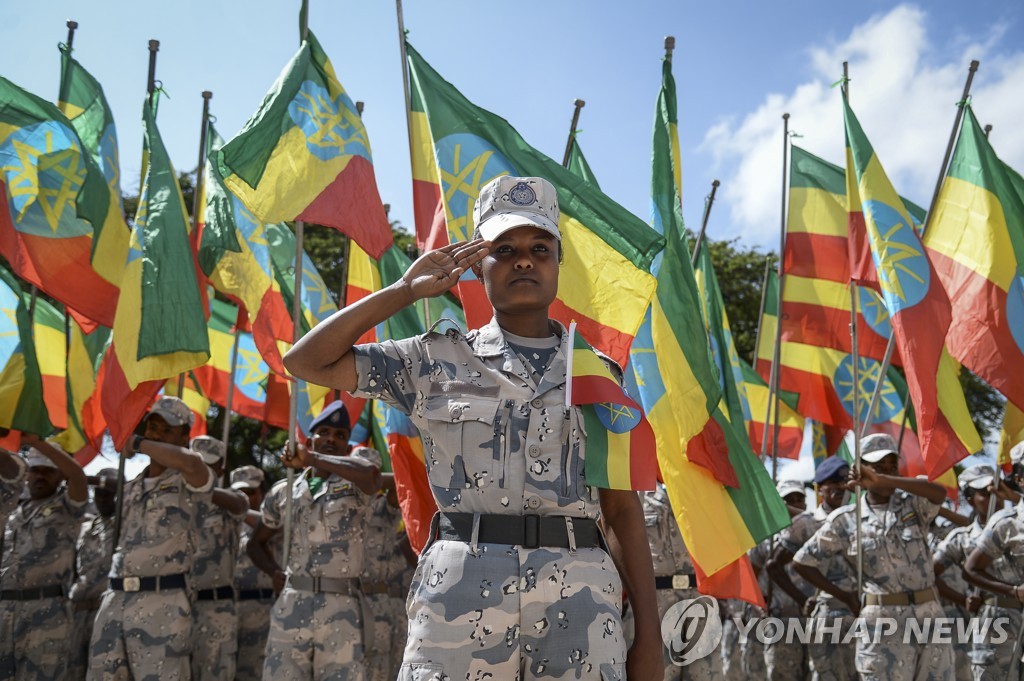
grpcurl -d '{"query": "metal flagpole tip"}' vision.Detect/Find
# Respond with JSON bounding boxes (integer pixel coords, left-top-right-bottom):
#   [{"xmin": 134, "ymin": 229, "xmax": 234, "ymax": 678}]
[
  {"xmin": 202, "ymin": 90, "xmax": 213, "ymax": 100},
  {"xmin": 356, "ymin": 101, "xmax": 365, "ymax": 115},
  {"xmin": 148, "ymin": 39, "xmax": 160, "ymax": 51},
  {"xmin": 66, "ymin": 19, "xmax": 78, "ymax": 29},
  {"xmin": 712, "ymin": 179, "xmax": 720, "ymax": 188},
  {"xmin": 664, "ymin": 36, "xmax": 675, "ymax": 51},
  {"xmin": 574, "ymin": 99, "xmax": 585, "ymax": 108},
  {"xmin": 782, "ymin": 113, "xmax": 790, "ymax": 120}
]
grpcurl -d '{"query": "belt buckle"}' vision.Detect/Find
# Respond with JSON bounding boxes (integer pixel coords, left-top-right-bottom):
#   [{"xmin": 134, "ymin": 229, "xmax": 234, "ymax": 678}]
[
  {"xmin": 123, "ymin": 577, "xmax": 141, "ymax": 593},
  {"xmin": 524, "ymin": 514, "xmax": 540, "ymax": 549},
  {"xmin": 672, "ymin": 574, "xmax": 691, "ymax": 590}
]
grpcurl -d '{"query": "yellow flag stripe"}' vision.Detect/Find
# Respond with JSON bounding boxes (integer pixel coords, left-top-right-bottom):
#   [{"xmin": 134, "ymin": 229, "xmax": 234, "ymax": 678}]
[{"xmin": 787, "ymin": 187, "xmax": 847, "ymax": 236}]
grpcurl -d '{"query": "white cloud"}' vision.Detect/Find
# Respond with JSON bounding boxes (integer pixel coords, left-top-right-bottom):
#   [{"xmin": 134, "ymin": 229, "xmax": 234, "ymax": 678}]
[{"xmin": 702, "ymin": 4, "xmax": 1024, "ymax": 248}]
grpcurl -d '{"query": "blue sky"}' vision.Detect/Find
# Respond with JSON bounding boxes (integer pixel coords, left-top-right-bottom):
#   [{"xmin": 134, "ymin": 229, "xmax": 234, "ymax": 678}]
[{"xmin": 4, "ymin": 1, "xmax": 1023, "ymax": 479}]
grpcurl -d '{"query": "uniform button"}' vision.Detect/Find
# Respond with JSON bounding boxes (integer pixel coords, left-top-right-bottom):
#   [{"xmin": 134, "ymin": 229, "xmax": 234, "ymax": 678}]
[
  {"xmin": 527, "ymin": 496, "xmax": 541, "ymax": 509},
  {"xmin": 450, "ymin": 407, "xmax": 463, "ymax": 419},
  {"xmin": 531, "ymin": 398, "xmax": 544, "ymax": 409},
  {"xmin": 528, "ymin": 444, "xmax": 542, "ymax": 458}
]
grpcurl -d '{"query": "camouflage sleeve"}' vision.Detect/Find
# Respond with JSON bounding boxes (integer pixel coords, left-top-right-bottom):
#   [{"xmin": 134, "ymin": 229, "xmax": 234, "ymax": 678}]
[
  {"xmin": 909, "ymin": 489, "xmax": 941, "ymax": 527},
  {"xmin": 978, "ymin": 517, "xmax": 1012, "ymax": 560},
  {"xmin": 934, "ymin": 529, "xmax": 964, "ymax": 571},
  {"xmin": 779, "ymin": 513, "xmax": 812, "ymax": 554},
  {"xmin": 793, "ymin": 515, "xmax": 845, "ymax": 572},
  {"xmin": 61, "ymin": 487, "xmax": 87, "ymax": 518},
  {"xmin": 261, "ymin": 482, "xmax": 286, "ymax": 530},
  {"xmin": 0, "ymin": 455, "xmax": 27, "ymax": 511},
  {"xmin": 350, "ymin": 337, "xmax": 426, "ymax": 415}
]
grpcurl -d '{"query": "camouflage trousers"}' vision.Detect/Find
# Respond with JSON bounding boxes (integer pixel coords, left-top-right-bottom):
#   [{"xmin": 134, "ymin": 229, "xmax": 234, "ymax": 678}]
[
  {"xmin": 398, "ymin": 540, "xmax": 627, "ymax": 681},
  {"xmin": 942, "ymin": 605, "xmax": 972, "ymax": 681},
  {"xmin": 388, "ymin": 595, "xmax": 408, "ymax": 673},
  {"xmin": 191, "ymin": 597, "xmax": 237, "ymax": 681},
  {"xmin": 854, "ymin": 602, "xmax": 953, "ymax": 681},
  {"xmin": 720, "ymin": 615, "xmax": 744, "ymax": 678},
  {"xmin": 806, "ymin": 602, "xmax": 856, "ymax": 681},
  {"xmin": 0, "ymin": 597, "xmax": 70, "ymax": 680},
  {"xmin": 764, "ymin": 634, "xmax": 808, "ymax": 681},
  {"xmin": 971, "ymin": 605, "xmax": 1022, "ymax": 681},
  {"xmin": 652, "ymin": 588, "xmax": 723, "ymax": 681},
  {"xmin": 235, "ymin": 597, "xmax": 273, "ymax": 681},
  {"xmin": 69, "ymin": 605, "xmax": 100, "ymax": 680},
  {"xmin": 87, "ymin": 589, "xmax": 192, "ymax": 681},
  {"xmin": 263, "ymin": 586, "xmax": 366, "ymax": 680},
  {"xmin": 362, "ymin": 592, "xmax": 395, "ymax": 681}
]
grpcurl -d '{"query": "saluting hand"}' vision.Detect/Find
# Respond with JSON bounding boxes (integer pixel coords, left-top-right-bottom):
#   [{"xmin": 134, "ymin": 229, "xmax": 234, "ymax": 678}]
[{"xmin": 401, "ymin": 239, "xmax": 490, "ymax": 300}]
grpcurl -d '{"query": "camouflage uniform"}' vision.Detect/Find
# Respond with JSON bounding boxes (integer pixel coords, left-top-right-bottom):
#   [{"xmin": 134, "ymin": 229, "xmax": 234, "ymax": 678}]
[
  {"xmin": 87, "ymin": 466, "xmax": 214, "ymax": 681},
  {"xmin": 359, "ymin": 486, "xmax": 402, "ymax": 681},
  {"xmin": 0, "ymin": 462, "xmax": 85, "ymax": 680},
  {"xmin": 352, "ymin": 320, "xmax": 629, "ymax": 680},
  {"xmin": 0, "ymin": 456, "xmax": 25, "ymax": 523},
  {"xmin": 234, "ymin": 522, "xmax": 279, "ymax": 681},
  {"xmin": 751, "ymin": 536, "xmax": 810, "ymax": 680},
  {"xmin": 794, "ymin": 491, "xmax": 954, "ymax": 681},
  {"xmin": 930, "ymin": 522, "xmax": 973, "ymax": 680},
  {"xmin": 638, "ymin": 482, "xmax": 723, "ymax": 680},
  {"xmin": 260, "ymin": 465, "xmax": 372, "ymax": 681},
  {"xmin": 191, "ymin": 492, "xmax": 245, "ymax": 680},
  {"xmin": 973, "ymin": 502, "xmax": 1024, "ymax": 680},
  {"xmin": 784, "ymin": 506, "xmax": 856, "ymax": 681},
  {"xmin": 387, "ymin": 533, "xmax": 414, "ymax": 673},
  {"xmin": 69, "ymin": 513, "xmax": 116, "ymax": 680},
  {"xmin": 720, "ymin": 600, "xmax": 746, "ymax": 678}
]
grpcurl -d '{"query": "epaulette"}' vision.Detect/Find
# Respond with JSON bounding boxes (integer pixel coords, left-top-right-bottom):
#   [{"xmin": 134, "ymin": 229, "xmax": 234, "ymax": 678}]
[
  {"xmin": 986, "ymin": 506, "xmax": 1017, "ymax": 529},
  {"xmin": 827, "ymin": 503, "xmax": 856, "ymax": 523},
  {"xmin": 423, "ymin": 317, "xmax": 465, "ymax": 340}
]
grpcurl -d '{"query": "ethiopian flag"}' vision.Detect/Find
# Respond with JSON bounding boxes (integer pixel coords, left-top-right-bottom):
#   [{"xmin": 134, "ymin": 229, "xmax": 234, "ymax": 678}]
[
  {"xmin": 57, "ymin": 43, "xmax": 129, "ymax": 294},
  {"xmin": 567, "ymin": 322, "xmax": 656, "ymax": 491},
  {"xmin": 741, "ymin": 359, "xmax": 803, "ymax": 460},
  {"xmin": 53, "ymin": 322, "xmax": 109, "ymax": 463},
  {"xmin": 0, "ymin": 265, "xmax": 53, "ymax": 435},
  {"xmin": 32, "ymin": 296, "xmax": 67, "ymax": 429},
  {"xmin": 924, "ymin": 106, "xmax": 1024, "ymax": 413},
  {"xmin": 566, "ymin": 135, "xmax": 601, "ymax": 189},
  {"xmin": 217, "ymin": 30, "xmax": 391, "ymax": 259},
  {"xmin": 0, "ymin": 76, "xmax": 120, "ymax": 327},
  {"xmin": 200, "ymin": 123, "xmax": 291, "ymax": 374},
  {"xmin": 406, "ymin": 42, "xmax": 661, "ymax": 368},
  {"xmin": 266, "ymin": 222, "xmax": 337, "ymax": 339},
  {"xmin": 999, "ymin": 400, "xmax": 1023, "ymax": 475}
]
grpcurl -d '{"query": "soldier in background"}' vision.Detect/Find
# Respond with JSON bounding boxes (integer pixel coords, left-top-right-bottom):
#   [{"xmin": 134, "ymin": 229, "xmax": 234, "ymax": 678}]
[
  {"xmin": 231, "ymin": 465, "xmax": 276, "ymax": 681},
  {"xmin": 793, "ymin": 433, "xmax": 953, "ymax": 681},
  {"xmin": 638, "ymin": 481, "xmax": 723, "ymax": 680},
  {"xmin": 720, "ymin": 599, "xmax": 747, "ymax": 678},
  {"xmin": 768, "ymin": 457, "xmax": 855, "ymax": 681},
  {"xmin": 964, "ymin": 444, "xmax": 1024, "ymax": 681},
  {"xmin": 0, "ymin": 438, "xmax": 87, "ymax": 680},
  {"xmin": 934, "ymin": 465, "xmax": 1005, "ymax": 680},
  {"xmin": 69, "ymin": 468, "xmax": 118, "ymax": 681},
  {"xmin": 248, "ymin": 401, "xmax": 381, "ymax": 681},
  {"xmin": 87, "ymin": 396, "xmax": 214, "ymax": 681},
  {"xmin": 387, "ymin": 525, "xmax": 416, "ymax": 672},
  {"xmin": 189, "ymin": 436, "xmax": 249, "ymax": 681}
]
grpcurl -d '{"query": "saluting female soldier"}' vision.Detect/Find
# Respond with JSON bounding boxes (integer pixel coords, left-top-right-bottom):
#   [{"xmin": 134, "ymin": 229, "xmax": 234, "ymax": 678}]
[{"xmin": 284, "ymin": 175, "xmax": 661, "ymax": 681}]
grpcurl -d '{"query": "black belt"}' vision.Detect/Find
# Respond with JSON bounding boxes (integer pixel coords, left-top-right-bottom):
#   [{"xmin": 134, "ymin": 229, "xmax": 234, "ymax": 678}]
[
  {"xmin": 437, "ymin": 512, "xmax": 601, "ymax": 550},
  {"xmin": 655, "ymin": 574, "xmax": 697, "ymax": 590},
  {"xmin": 197, "ymin": 585, "xmax": 235, "ymax": 601},
  {"xmin": 238, "ymin": 588, "xmax": 276, "ymax": 601},
  {"xmin": 0, "ymin": 584, "xmax": 63, "ymax": 601},
  {"xmin": 109, "ymin": 574, "xmax": 187, "ymax": 593}
]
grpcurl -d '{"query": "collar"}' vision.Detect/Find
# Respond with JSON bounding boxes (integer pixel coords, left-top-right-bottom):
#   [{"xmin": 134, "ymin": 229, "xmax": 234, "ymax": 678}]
[{"xmin": 472, "ymin": 318, "xmax": 568, "ymax": 395}]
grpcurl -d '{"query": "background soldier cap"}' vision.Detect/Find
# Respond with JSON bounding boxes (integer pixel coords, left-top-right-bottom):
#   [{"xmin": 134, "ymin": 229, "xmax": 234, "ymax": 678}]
[
  {"xmin": 308, "ymin": 400, "xmax": 351, "ymax": 434},
  {"xmin": 860, "ymin": 433, "xmax": 899, "ymax": 463},
  {"xmin": 24, "ymin": 445, "xmax": 63, "ymax": 469},
  {"xmin": 958, "ymin": 464, "xmax": 995, "ymax": 491},
  {"xmin": 230, "ymin": 465, "xmax": 265, "ymax": 490},
  {"xmin": 191, "ymin": 435, "xmax": 226, "ymax": 464},
  {"xmin": 776, "ymin": 479, "xmax": 806, "ymax": 500},
  {"xmin": 472, "ymin": 176, "xmax": 561, "ymax": 242},
  {"xmin": 814, "ymin": 455, "xmax": 850, "ymax": 484},
  {"xmin": 148, "ymin": 395, "xmax": 195, "ymax": 428},
  {"xmin": 1011, "ymin": 440, "xmax": 1024, "ymax": 465}
]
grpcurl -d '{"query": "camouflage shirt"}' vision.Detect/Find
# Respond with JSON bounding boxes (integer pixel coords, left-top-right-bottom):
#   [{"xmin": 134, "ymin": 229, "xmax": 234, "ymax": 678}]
[
  {"xmin": 361, "ymin": 492, "xmax": 403, "ymax": 583},
  {"xmin": 109, "ymin": 465, "xmax": 214, "ymax": 579},
  {"xmin": 69, "ymin": 514, "xmax": 115, "ymax": 601},
  {"xmin": 193, "ymin": 491, "xmax": 247, "ymax": 590},
  {"xmin": 642, "ymin": 483, "xmax": 693, "ymax": 577},
  {"xmin": 262, "ymin": 470, "xmax": 371, "ymax": 578},
  {"xmin": 793, "ymin": 490, "xmax": 940, "ymax": 594},
  {"xmin": 976, "ymin": 501, "xmax": 1024, "ymax": 585},
  {"xmin": 235, "ymin": 519, "xmax": 281, "ymax": 591},
  {"xmin": 932, "ymin": 520, "xmax": 978, "ymax": 599},
  {"xmin": 0, "ymin": 456, "xmax": 26, "ymax": 519},
  {"xmin": 783, "ymin": 506, "xmax": 851, "ymax": 605},
  {"xmin": 351, "ymin": 319, "xmax": 603, "ymax": 519},
  {"xmin": 1, "ymin": 485, "xmax": 86, "ymax": 590}
]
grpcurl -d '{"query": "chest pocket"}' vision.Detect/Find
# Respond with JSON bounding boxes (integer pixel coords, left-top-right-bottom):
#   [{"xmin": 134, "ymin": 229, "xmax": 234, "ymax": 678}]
[
  {"xmin": 321, "ymin": 488, "xmax": 360, "ymax": 538},
  {"xmin": 142, "ymin": 484, "xmax": 189, "ymax": 539},
  {"xmin": 422, "ymin": 395, "xmax": 502, "ymax": 490},
  {"xmin": 30, "ymin": 503, "xmax": 71, "ymax": 551}
]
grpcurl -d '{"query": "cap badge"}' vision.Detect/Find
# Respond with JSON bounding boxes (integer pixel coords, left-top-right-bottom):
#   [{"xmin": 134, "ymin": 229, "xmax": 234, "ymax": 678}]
[{"xmin": 507, "ymin": 182, "xmax": 537, "ymax": 207}]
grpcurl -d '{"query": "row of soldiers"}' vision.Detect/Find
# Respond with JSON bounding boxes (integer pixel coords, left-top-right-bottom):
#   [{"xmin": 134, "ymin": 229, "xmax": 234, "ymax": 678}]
[
  {"xmin": 0, "ymin": 396, "xmax": 415, "ymax": 681},
  {"xmin": 642, "ymin": 432, "xmax": 1024, "ymax": 681}
]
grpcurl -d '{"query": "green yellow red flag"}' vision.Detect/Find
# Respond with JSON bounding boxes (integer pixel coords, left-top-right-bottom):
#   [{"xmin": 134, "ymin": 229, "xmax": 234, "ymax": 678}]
[
  {"xmin": 32, "ymin": 296, "xmax": 66, "ymax": 430},
  {"xmin": 406, "ymin": 41, "xmax": 661, "ymax": 367},
  {"xmin": 216, "ymin": 31, "xmax": 391, "ymax": 258},
  {"xmin": 566, "ymin": 135, "xmax": 601, "ymax": 189},
  {"xmin": 0, "ymin": 265, "xmax": 53, "ymax": 436},
  {"xmin": 0, "ymin": 76, "xmax": 120, "ymax": 327},
  {"xmin": 53, "ymin": 322, "xmax": 109, "ymax": 463},
  {"xmin": 924, "ymin": 106, "xmax": 1024, "ymax": 414}
]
